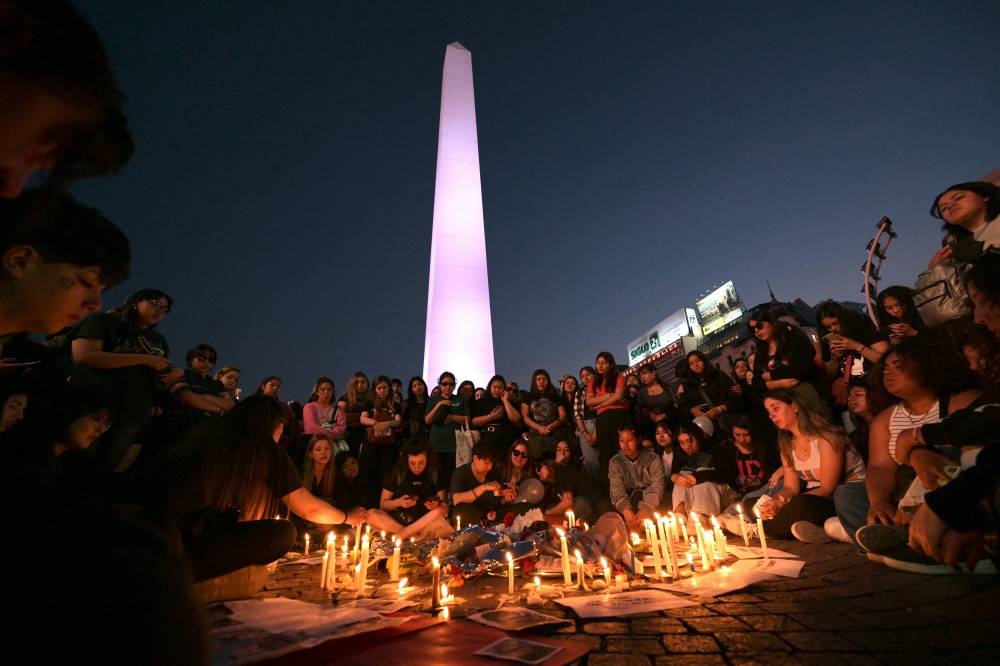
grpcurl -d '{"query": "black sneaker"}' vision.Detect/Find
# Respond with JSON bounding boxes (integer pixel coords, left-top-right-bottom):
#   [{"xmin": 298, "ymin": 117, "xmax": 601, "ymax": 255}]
[
  {"xmin": 866, "ymin": 546, "xmax": 998, "ymax": 575},
  {"xmin": 854, "ymin": 524, "xmax": 908, "ymax": 554}
]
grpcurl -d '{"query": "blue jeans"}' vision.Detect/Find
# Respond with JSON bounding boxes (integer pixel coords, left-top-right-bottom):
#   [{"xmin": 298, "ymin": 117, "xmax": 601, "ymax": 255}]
[{"xmin": 833, "ymin": 481, "xmax": 868, "ymax": 547}]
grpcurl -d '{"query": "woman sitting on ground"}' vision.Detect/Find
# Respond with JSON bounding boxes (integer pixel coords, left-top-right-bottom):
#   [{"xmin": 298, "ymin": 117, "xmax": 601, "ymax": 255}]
[
  {"xmin": 753, "ymin": 390, "xmax": 865, "ymax": 541},
  {"xmin": 835, "ymin": 339, "xmax": 980, "ymax": 544},
  {"xmin": 536, "ymin": 440, "xmax": 600, "ymax": 523},
  {"xmin": 816, "ymin": 300, "xmax": 889, "ymax": 411},
  {"xmin": 496, "ymin": 440, "xmax": 538, "ymax": 512},
  {"xmin": 366, "ymin": 436, "xmax": 451, "ymax": 539},
  {"xmin": 669, "ymin": 423, "xmax": 737, "ymax": 521},
  {"xmin": 677, "ymin": 351, "xmax": 741, "ymax": 445},
  {"xmin": 142, "ymin": 395, "xmax": 366, "ymax": 582}
]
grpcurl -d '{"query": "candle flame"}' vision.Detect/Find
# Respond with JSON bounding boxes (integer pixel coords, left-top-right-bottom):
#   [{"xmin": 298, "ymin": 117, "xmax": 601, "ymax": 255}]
[
  {"xmin": 754, "ymin": 507, "xmax": 761, "ymax": 519},
  {"xmin": 736, "ymin": 503, "xmax": 744, "ymax": 514},
  {"xmin": 441, "ymin": 606, "xmax": 450, "ymax": 620},
  {"xmin": 398, "ymin": 578, "xmax": 408, "ymax": 591},
  {"xmin": 326, "ymin": 532, "xmax": 334, "ymax": 545},
  {"xmin": 556, "ymin": 527, "xmax": 566, "ymax": 538},
  {"xmin": 441, "ymin": 583, "xmax": 448, "ymax": 599},
  {"xmin": 600, "ymin": 556, "xmax": 608, "ymax": 569},
  {"xmin": 534, "ymin": 576, "xmax": 541, "ymax": 589},
  {"xmin": 505, "ymin": 551, "xmax": 513, "ymax": 563},
  {"xmin": 432, "ymin": 556, "xmax": 439, "ymax": 567}
]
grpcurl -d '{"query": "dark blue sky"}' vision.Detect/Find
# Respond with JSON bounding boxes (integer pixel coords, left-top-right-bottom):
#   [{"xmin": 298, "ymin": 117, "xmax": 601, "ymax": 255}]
[{"xmin": 70, "ymin": 0, "xmax": 1000, "ymax": 400}]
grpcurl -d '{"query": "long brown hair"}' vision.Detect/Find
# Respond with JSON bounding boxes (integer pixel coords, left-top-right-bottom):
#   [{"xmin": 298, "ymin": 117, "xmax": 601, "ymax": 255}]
[
  {"xmin": 764, "ymin": 389, "xmax": 850, "ymax": 465},
  {"xmin": 302, "ymin": 434, "xmax": 336, "ymax": 497}
]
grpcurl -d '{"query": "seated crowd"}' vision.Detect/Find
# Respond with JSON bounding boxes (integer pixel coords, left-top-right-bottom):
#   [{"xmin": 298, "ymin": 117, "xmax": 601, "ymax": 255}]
[{"xmin": 1, "ymin": 1, "xmax": 998, "ymax": 661}]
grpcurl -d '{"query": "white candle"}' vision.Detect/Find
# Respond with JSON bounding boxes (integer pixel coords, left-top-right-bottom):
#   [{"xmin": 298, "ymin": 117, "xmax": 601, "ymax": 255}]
[
  {"xmin": 686, "ymin": 552, "xmax": 695, "ymax": 573},
  {"xmin": 645, "ymin": 520, "xmax": 662, "ymax": 577},
  {"xmin": 506, "ymin": 551, "xmax": 515, "ymax": 595},
  {"xmin": 665, "ymin": 518, "xmax": 680, "ymax": 577},
  {"xmin": 398, "ymin": 577, "xmax": 409, "ymax": 595},
  {"xmin": 711, "ymin": 515, "xmax": 727, "ymax": 558},
  {"xmin": 534, "ymin": 575, "xmax": 541, "ymax": 591},
  {"xmin": 320, "ymin": 550, "xmax": 329, "ymax": 591},
  {"xmin": 678, "ymin": 514, "xmax": 689, "ymax": 542},
  {"xmin": 601, "ymin": 557, "xmax": 611, "ymax": 587},
  {"xmin": 701, "ymin": 529, "xmax": 714, "ymax": 570},
  {"xmin": 574, "ymin": 549, "xmax": 585, "ymax": 589},
  {"xmin": 736, "ymin": 503, "xmax": 750, "ymax": 546},
  {"xmin": 353, "ymin": 523, "xmax": 362, "ymax": 562},
  {"xmin": 557, "ymin": 528, "xmax": 572, "ymax": 586},
  {"xmin": 356, "ymin": 534, "xmax": 370, "ymax": 593},
  {"xmin": 389, "ymin": 537, "xmax": 401, "ymax": 581},
  {"xmin": 431, "ymin": 557, "xmax": 441, "ymax": 608},
  {"xmin": 754, "ymin": 508, "xmax": 769, "ymax": 563},
  {"xmin": 657, "ymin": 516, "xmax": 673, "ymax": 578},
  {"xmin": 566, "ymin": 510, "xmax": 575, "ymax": 530},
  {"xmin": 668, "ymin": 512, "xmax": 678, "ymax": 542},
  {"xmin": 303, "ymin": 533, "xmax": 310, "ymax": 556},
  {"xmin": 455, "ymin": 515, "xmax": 461, "ymax": 531},
  {"xmin": 582, "ymin": 521, "xmax": 589, "ymax": 532}
]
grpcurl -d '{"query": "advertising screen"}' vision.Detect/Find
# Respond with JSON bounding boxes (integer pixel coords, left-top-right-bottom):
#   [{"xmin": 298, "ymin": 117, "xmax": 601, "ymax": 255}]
[{"xmin": 695, "ymin": 281, "xmax": 744, "ymax": 336}]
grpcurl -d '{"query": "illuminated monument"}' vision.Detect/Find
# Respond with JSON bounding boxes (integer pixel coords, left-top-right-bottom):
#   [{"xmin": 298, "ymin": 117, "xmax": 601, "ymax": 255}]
[{"xmin": 423, "ymin": 42, "xmax": 496, "ymax": 388}]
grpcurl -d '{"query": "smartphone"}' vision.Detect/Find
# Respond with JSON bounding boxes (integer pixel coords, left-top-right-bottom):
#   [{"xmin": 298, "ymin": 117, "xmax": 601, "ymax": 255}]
[{"xmin": 823, "ymin": 332, "xmax": 841, "ymax": 344}]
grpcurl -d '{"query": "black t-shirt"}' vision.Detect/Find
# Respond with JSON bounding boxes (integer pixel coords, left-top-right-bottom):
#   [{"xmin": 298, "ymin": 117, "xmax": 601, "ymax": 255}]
[
  {"xmin": 449, "ymin": 462, "xmax": 501, "ymax": 512},
  {"xmin": 71, "ymin": 312, "xmax": 170, "ymax": 424},
  {"xmin": 383, "ymin": 468, "xmax": 442, "ymax": 523}
]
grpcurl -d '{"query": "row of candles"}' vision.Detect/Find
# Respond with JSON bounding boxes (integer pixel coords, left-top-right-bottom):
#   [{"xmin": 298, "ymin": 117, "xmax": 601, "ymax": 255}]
[{"xmin": 311, "ymin": 503, "xmax": 771, "ymax": 597}]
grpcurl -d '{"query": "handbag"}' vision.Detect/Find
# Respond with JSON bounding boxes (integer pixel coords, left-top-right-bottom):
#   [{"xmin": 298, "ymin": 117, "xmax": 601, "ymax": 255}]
[
  {"xmin": 455, "ymin": 422, "xmax": 475, "ymax": 467},
  {"xmin": 913, "ymin": 261, "xmax": 971, "ymax": 327},
  {"xmin": 365, "ymin": 407, "xmax": 396, "ymax": 445}
]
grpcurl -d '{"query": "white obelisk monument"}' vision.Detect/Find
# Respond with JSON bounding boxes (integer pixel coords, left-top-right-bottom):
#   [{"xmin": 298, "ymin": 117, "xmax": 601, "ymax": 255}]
[{"xmin": 423, "ymin": 42, "xmax": 495, "ymax": 389}]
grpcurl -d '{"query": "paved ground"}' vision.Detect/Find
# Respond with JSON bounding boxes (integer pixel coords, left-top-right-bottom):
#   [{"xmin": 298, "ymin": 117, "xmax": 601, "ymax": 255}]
[{"xmin": 253, "ymin": 537, "xmax": 1000, "ymax": 665}]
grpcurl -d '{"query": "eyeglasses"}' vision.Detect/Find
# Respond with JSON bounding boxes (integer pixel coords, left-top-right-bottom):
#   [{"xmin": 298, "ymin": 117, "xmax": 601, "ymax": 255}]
[
  {"xmin": 440, "ymin": 381, "xmax": 455, "ymax": 387},
  {"xmin": 149, "ymin": 299, "xmax": 171, "ymax": 313},
  {"xmin": 511, "ymin": 449, "xmax": 529, "ymax": 458}
]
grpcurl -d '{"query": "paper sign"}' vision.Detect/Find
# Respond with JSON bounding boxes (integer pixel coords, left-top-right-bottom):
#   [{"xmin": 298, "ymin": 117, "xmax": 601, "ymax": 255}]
[{"xmin": 554, "ymin": 590, "xmax": 697, "ymax": 618}]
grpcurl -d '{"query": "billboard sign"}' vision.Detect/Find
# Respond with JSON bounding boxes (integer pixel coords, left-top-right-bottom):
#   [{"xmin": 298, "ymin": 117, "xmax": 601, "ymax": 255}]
[
  {"xmin": 695, "ymin": 281, "xmax": 743, "ymax": 336},
  {"xmin": 627, "ymin": 309, "xmax": 690, "ymax": 367}
]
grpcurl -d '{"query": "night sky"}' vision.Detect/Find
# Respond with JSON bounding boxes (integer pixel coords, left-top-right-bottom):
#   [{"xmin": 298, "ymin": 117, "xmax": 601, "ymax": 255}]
[{"xmin": 68, "ymin": 1, "xmax": 1000, "ymax": 400}]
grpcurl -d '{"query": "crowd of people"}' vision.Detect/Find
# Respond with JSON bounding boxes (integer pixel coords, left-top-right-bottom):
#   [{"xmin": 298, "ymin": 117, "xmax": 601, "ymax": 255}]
[{"xmin": 1, "ymin": 0, "xmax": 998, "ymax": 661}]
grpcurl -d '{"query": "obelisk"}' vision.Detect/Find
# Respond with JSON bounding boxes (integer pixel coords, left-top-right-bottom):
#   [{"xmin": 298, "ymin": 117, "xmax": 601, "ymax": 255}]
[{"xmin": 423, "ymin": 42, "xmax": 495, "ymax": 388}]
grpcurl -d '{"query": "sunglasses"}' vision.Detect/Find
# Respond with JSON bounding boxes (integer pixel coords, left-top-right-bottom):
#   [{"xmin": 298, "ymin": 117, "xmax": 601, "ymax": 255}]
[
  {"xmin": 440, "ymin": 381, "xmax": 455, "ymax": 387},
  {"xmin": 149, "ymin": 299, "xmax": 171, "ymax": 313},
  {"xmin": 194, "ymin": 355, "xmax": 216, "ymax": 364},
  {"xmin": 511, "ymin": 449, "xmax": 529, "ymax": 458}
]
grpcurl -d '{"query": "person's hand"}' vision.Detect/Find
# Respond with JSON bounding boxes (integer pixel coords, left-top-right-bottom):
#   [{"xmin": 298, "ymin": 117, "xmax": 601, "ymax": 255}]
[
  {"xmin": 756, "ymin": 496, "xmax": 780, "ymax": 520},
  {"xmin": 729, "ymin": 383, "xmax": 742, "ymax": 395},
  {"xmin": 346, "ymin": 507, "xmax": 367, "ymax": 526},
  {"xmin": 691, "ymin": 407, "xmax": 706, "ymax": 418},
  {"xmin": 890, "ymin": 323, "xmax": 917, "ymax": 340},
  {"xmin": 928, "ymin": 245, "xmax": 952, "ymax": 270},
  {"xmin": 423, "ymin": 497, "xmax": 442, "ymax": 510},
  {"xmin": 490, "ymin": 406, "xmax": 503, "ymax": 418},
  {"xmin": 828, "ymin": 336, "xmax": 857, "ymax": 356},
  {"xmin": 673, "ymin": 474, "xmax": 696, "ymax": 488},
  {"xmin": 910, "ymin": 449, "xmax": 957, "ymax": 490},
  {"xmin": 909, "ymin": 502, "xmax": 986, "ymax": 570},
  {"xmin": 866, "ymin": 499, "xmax": 897, "ymax": 526},
  {"xmin": 761, "ymin": 371, "xmax": 772, "ymax": 382},
  {"xmin": 586, "ymin": 432, "xmax": 597, "ymax": 446},
  {"xmin": 768, "ymin": 468, "xmax": 784, "ymax": 487},
  {"xmin": 893, "ymin": 429, "xmax": 919, "ymax": 465},
  {"xmin": 398, "ymin": 495, "xmax": 418, "ymax": 509}
]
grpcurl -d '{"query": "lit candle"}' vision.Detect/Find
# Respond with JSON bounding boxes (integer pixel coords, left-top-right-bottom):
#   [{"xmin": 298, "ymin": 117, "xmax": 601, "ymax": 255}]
[
  {"xmin": 665, "ymin": 518, "xmax": 680, "ymax": 577},
  {"xmin": 380, "ymin": 530, "xmax": 386, "ymax": 539},
  {"xmin": 365, "ymin": 525, "xmax": 371, "ymax": 537},
  {"xmin": 356, "ymin": 534, "xmax": 370, "ymax": 593},
  {"xmin": 320, "ymin": 550, "xmax": 329, "ymax": 591},
  {"xmin": 566, "ymin": 510, "xmax": 575, "ymax": 530},
  {"xmin": 668, "ymin": 512, "xmax": 678, "ymax": 542},
  {"xmin": 557, "ymin": 528, "xmax": 572, "ymax": 586},
  {"xmin": 692, "ymin": 514, "xmax": 708, "ymax": 569},
  {"xmin": 303, "ymin": 533, "xmax": 311, "ymax": 556},
  {"xmin": 582, "ymin": 522, "xmax": 589, "ymax": 532},
  {"xmin": 630, "ymin": 532, "xmax": 642, "ymax": 546},
  {"xmin": 657, "ymin": 516, "xmax": 673, "ymax": 578},
  {"xmin": 701, "ymin": 529, "xmax": 714, "ymax": 570},
  {"xmin": 441, "ymin": 606, "xmax": 450, "ymax": 620},
  {"xmin": 644, "ymin": 520, "xmax": 662, "ymax": 577},
  {"xmin": 711, "ymin": 515, "xmax": 727, "ymax": 558},
  {"xmin": 601, "ymin": 556, "xmax": 611, "ymax": 587},
  {"xmin": 736, "ymin": 503, "xmax": 750, "ymax": 546},
  {"xmin": 389, "ymin": 537, "xmax": 401, "ymax": 581},
  {"xmin": 353, "ymin": 523, "xmax": 362, "ymax": 562},
  {"xmin": 398, "ymin": 577, "xmax": 409, "ymax": 595},
  {"xmin": 431, "ymin": 557, "xmax": 441, "ymax": 609},
  {"xmin": 574, "ymin": 549, "xmax": 585, "ymax": 590},
  {"xmin": 534, "ymin": 575, "xmax": 541, "ymax": 591},
  {"xmin": 678, "ymin": 514, "xmax": 689, "ymax": 542},
  {"xmin": 754, "ymin": 507, "xmax": 769, "ymax": 563},
  {"xmin": 441, "ymin": 583, "xmax": 449, "ymax": 603},
  {"xmin": 686, "ymin": 552, "xmax": 695, "ymax": 573},
  {"xmin": 506, "ymin": 552, "xmax": 515, "ymax": 595},
  {"xmin": 455, "ymin": 515, "xmax": 461, "ymax": 531}
]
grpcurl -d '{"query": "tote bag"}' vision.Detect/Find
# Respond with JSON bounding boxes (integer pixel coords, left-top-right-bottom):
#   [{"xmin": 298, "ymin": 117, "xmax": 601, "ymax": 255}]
[{"xmin": 455, "ymin": 423, "xmax": 475, "ymax": 467}]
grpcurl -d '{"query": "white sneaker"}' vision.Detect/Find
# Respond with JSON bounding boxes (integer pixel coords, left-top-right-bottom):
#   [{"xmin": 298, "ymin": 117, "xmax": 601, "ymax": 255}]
[
  {"xmin": 791, "ymin": 521, "xmax": 833, "ymax": 544},
  {"xmin": 823, "ymin": 517, "xmax": 851, "ymax": 543}
]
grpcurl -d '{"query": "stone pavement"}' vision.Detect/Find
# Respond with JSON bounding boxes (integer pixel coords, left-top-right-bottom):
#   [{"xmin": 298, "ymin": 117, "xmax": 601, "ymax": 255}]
[{"xmin": 253, "ymin": 538, "xmax": 1000, "ymax": 665}]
